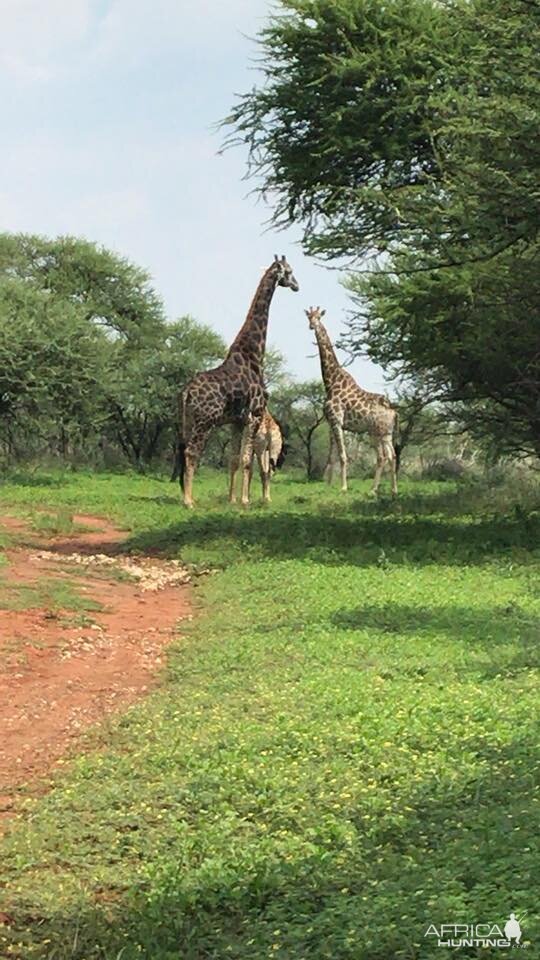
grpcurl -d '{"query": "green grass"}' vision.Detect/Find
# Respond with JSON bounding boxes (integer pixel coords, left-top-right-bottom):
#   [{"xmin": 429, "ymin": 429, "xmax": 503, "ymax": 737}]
[
  {"xmin": 56, "ymin": 612, "xmax": 101, "ymax": 630},
  {"xmin": 0, "ymin": 469, "xmax": 539, "ymax": 959},
  {"xmin": 0, "ymin": 527, "xmax": 11, "ymax": 569},
  {"xmin": 28, "ymin": 508, "xmax": 92, "ymax": 537},
  {"xmin": 56, "ymin": 561, "xmax": 135, "ymax": 584},
  {"xmin": 0, "ymin": 576, "xmax": 104, "ymax": 614}
]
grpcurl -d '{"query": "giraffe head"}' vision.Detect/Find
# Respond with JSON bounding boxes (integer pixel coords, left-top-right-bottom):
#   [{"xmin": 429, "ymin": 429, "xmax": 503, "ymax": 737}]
[
  {"xmin": 272, "ymin": 254, "xmax": 299, "ymax": 292},
  {"xmin": 305, "ymin": 305, "xmax": 326, "ymax": 330}
]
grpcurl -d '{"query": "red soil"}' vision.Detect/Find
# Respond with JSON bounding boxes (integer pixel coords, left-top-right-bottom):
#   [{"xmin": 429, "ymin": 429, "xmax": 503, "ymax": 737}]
[{"xmin": 0, "ymin": 514, "xmax": 191, "ymax": 821}]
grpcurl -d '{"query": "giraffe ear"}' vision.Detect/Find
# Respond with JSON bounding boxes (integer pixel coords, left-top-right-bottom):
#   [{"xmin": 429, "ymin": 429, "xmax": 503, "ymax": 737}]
[{"xmin": 321, "ymin": 309, "xmax": 326, "ymax": 317}]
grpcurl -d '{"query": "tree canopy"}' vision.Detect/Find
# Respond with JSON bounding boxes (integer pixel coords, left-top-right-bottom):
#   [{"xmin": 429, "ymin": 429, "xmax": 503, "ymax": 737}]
[
  {"xmin": 0, "ymin": 277, "xmax": 107, "ymax": 453},
  {"xmin": 0, "ymin": 233, "xmax": 225, "ymax": 469},
  {"xmin": 0, "ymin": 233, "xmax": 164, "ymax": 342},
  {"xmin": 226, "ymin": 0, "xmax": 540, "ymax": 456}
]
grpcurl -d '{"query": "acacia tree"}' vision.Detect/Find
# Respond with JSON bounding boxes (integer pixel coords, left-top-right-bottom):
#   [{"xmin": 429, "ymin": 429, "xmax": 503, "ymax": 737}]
[
  {"xmin": 0, "ymin": 278, "xmax": 108, "ymax": 461},
  {"xmin": 0, "ymin": 233, "xmax": 164, "ymax": 342},
  {"xmin": 272, "ymin": 380, "xmax": 327, "ymax": 479},
  {"xmin": 107, "ymin": 317, "xmax": 224, "ymax": 469},
  {"xmin": 226, "ymin": 0, "xmax": 540, "ymax": 457},
  {"xmin": 0, "ymin": 233, "xmax": 225, "ymax": 469}
]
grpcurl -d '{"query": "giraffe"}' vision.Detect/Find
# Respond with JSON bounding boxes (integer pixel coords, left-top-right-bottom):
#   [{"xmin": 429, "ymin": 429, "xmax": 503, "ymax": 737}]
[
  {"xmin": 177, "ymin": 256, "xmax": 299, "ymax": 507},
  {"xmin": 306, "ymin": 306, "xmax": 400, "ymax": 495},
  {"xmin": 229, "ymin": 409, "xmax": 286, "ymax": 504}
]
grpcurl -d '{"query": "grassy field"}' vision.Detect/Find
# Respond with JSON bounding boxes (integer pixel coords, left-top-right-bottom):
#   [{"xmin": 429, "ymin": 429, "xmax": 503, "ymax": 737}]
[{"xmin": 0, "ymin": 469, "xmax": 539, "ymax": 959}]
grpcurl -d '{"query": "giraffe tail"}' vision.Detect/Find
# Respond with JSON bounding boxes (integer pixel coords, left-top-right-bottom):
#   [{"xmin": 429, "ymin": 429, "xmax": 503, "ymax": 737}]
[
  {"xmin": 174, "ymin": 390, "xmax": 188, "ymax": 491},
  {"xmin": 393, "ymin": 410, "xmax": 402, "ymax": 473},
  {"xmin": 175, "ymin": 441, "xmax": 187, "ymax": 491},
  {"xmin": 171, "ymin": 436, "xmax": 186, "ymax": 488},
  {"xmin": 275, "ymin": 441, "xmax": 288, "ymax": 470},
  {"xmin": 273, "ymin": 417, "xmax": 289, "ymax": 470}
]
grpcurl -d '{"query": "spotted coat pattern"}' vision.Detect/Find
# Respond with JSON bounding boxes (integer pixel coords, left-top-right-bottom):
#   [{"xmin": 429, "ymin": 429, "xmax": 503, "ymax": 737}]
[
  {"xmin": 306, "ymin": 307, "xmax": 399, "ymax": 495},
  {"xmin": 229, "ymin": 409, "xmax": 284, "ymax": 504},
  {"xmin": 179, "ymin": 257, "xmax": 298, "ymax": 507}
]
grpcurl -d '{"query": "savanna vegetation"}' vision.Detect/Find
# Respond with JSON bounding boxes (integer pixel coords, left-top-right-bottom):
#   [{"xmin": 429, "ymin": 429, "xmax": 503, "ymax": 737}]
[
  {"xmin": 0, "ymin": 469, "xmax": 539, "ymax": 958},
  {"xmin": 226, "ymin": 0, "xmax": 540, "ymax": 459},
  {"xmin": 0, "ymin": 234, "xmax": 225, "ymax": 472},
  {"xmin": 0, "ymin": 229, "xmax": 524, "ymax": 485},
  {"xmin": 1, "ymin": 0, "xmax": 539, "ymax": 957}
]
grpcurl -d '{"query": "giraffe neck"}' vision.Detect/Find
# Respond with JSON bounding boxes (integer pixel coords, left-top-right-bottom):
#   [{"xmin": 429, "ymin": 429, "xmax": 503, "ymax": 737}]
[
  {"xmin": 313, "ymin": 321, "xmax": 341, "ymax": 389},
  {"xmin": 227, "ymin": 267, "xmax": 278, "ymax": 367}
]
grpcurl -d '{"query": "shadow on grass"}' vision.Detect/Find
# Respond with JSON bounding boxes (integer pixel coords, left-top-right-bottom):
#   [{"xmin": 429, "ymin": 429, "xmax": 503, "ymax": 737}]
[
  {"xmin": 331, "ymin": 602, "xmax": 540, "ymax": 679},
  {"xmin": 122, "ymin": 507, "xmax": 540, "ymax": 568},
  {"xmin": 128, "ymin": 493, "xmax": 181, "ymax": 507},
  {"xmin": 346, "ymin": 484, "xmax": 540, "ymax": 520},
  {"xmin": 9, "ymin": 740, "xmax": 538, "ymax": 959},
  {"xmin": 332, "ymin": 601, "xmax": 540, "ymax": 646}
]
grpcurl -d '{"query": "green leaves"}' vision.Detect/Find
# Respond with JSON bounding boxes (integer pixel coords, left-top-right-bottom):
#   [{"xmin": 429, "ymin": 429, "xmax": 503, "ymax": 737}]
[
  {"xmin": 0, "ymin": 233, "xmax": 164, "ymax": 342},
  {"xmin": 0, "ymin": 233, "xmax": 226, "ymax": 469},
  {"xmin": 0, "ymin": 471, "xmax": 539, "ymax": 957},
  {"xmin": 0, "ymin": 276, "xmax": 106, "ymax": 432},
  {"xmin": 105, "ymin": 317, "xmax": 225, "ymax": 468},
  {"xmin": 271, "ymin": 379, "xmax": 328, "ymax": 478},
  {"xmin": 226, "ymin": 0, "xmax": 540, "ymax": 457},
  {"xmin": 226, "ymin": 0, "xmax": 451, "ymax": 256}
]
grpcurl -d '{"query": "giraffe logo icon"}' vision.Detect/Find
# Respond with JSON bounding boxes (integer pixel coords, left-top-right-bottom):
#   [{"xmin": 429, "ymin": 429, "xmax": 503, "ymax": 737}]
[{"xmin": 504, "ymin": 913, "xmax": 523, "ymax": 945}]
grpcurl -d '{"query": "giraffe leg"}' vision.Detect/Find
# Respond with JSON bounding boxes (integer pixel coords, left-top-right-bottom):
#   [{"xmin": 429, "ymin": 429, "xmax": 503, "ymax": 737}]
[
  {"xmin": 372, "ymin": 442, "xmax": 387, "ymax": 496},
  {"xmin": 328, "ymin": 419, "xmax": 347, "ymax": 492},
  {"xmin": 228, "ymin": 427, "xmax": 242, "ymax": 503},
  {"xmin": 260, "ymin": 449, "xmax": 271, "ymax": 502},
  {"xmin": 240, "ymin": 422, "xmax": 255, "ymax": 507},
  {"xmin": 240, "ymin": 418, "xmax": 260, "ymax": 506},
  {"xmin": 384, "ymin": 438, "xmax": 398, "ymax": 495},
  {"xmin": 183, "ymin": 430, "xmax": 209, "ymax": 509},
  {"xmin": 325, "ymin": 434, "xmax": 337, "ymax": 485},
  {"xmin": 247, "ymin": 456, "xmax": 255, "ymax": 501}
]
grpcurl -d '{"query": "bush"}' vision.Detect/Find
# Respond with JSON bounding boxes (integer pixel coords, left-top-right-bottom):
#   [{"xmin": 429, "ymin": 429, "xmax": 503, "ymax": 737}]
[{"xmin": 421, "ymin": 458, "xmax": 468, "ymax": 481}]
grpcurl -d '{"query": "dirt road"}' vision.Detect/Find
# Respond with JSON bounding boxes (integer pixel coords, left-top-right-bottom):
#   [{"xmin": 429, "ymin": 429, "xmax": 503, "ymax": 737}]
[{"xmin": 0, "ymin": 513, "xmax": 191, "ymax": 820}]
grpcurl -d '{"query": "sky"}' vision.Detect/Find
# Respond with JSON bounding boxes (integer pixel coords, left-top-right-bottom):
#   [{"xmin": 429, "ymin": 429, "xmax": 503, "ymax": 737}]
[{"xmin": 0, "ymin": 0, "xmax": 385, "ymax": 390}]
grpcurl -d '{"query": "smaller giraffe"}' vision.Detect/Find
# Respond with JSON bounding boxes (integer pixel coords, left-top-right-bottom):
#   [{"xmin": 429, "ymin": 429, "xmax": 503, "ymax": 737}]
[
  {"xmin": 306, "ymin": 306, "xmax": 400, "ymax": 495},
  {"xmin": 229, "ymin": 410, "xmax": 285, "ymax": 503}
]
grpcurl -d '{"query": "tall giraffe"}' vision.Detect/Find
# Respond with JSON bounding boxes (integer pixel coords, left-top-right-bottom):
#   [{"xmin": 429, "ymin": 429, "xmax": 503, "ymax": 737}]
[
  {"xmin": 306, "ymin": 306, "xmax": 399, "ymax": 495},
  {"xmin": 229, "ymin": 408, "xmax": 285, "ymax": 504},
  {"xmin": 177, "ymin": 256, "xmax": 299, "ymax": 507}
]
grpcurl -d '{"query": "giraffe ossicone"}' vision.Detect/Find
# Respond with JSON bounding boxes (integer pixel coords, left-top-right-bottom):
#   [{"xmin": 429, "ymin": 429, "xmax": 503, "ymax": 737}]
[
  {"xmin": 176, "ymin": 256, "xmax": 298, "ymax": 508},
  {"xmin": 306, "ymin": 305, "xmax": 399, "ymax": 495}
]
